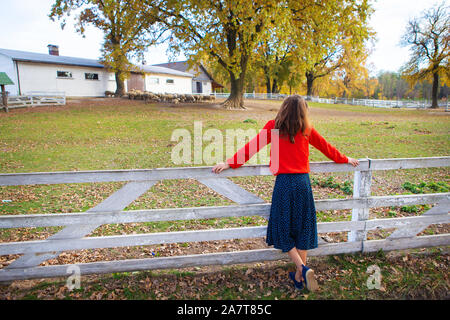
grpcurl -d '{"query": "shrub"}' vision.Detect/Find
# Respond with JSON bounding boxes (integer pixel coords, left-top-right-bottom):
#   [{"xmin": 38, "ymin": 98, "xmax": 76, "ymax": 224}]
[
  {"xmin": 402, "ymin": 181, "xmax": 449, "ymax": 194},
  {"xmin": 311, "ymin": 176, "xmax": 353, "ymax": 195},
  {"xmin": 341, "ymin": 181, "xmax": 353, "ymax": 195},
  {"xmin": 401, "ymin": 205, "xmax": 418, "ymax": 213}
]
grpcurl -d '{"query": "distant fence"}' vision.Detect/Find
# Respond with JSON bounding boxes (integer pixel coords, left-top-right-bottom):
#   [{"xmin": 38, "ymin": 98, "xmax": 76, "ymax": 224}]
[
  {"xmin": 0, "ymin": 156, "xmax": 448, "ymax": 281},
  {"xmin": 213, "ymin": 92, "xmax": 449, "ymax": 109},
  {"xmin": 6, "ymin": 92, "xmax": 66, "ymax": 109},
  {"xmin": 308, "ymin": 96, "xmax": 449, "ymax": 109}
]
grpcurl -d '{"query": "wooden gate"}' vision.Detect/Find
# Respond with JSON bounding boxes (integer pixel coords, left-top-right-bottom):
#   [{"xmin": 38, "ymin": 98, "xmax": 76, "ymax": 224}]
[{"xmin": 7, "ymin": 92, "xmax": 66, "ymax": 108}]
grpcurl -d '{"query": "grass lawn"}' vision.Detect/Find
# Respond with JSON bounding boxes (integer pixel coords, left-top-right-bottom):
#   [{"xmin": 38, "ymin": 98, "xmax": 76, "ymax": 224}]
[
  {"xmin": 1, "ymin": 99, "xmax": 448, "ymax": 172},
  {"xmin": 0, "ymin": 98, "xmax": 449, "ymax": 300}
]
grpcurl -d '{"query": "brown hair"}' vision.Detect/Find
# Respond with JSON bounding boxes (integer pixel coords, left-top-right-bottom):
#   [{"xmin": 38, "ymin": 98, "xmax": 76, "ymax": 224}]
[{"xmin": 274, "ymin": 95, "xmax": 311, "ymax": 143}]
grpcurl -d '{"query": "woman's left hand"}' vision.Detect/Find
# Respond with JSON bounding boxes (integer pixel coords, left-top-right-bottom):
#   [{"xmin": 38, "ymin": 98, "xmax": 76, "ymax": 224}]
[
  {"xmin": 212, "ymin": 162, "xmax": 230, "ymax": 174},
  {"xmin": 348, "ymin": 157, "xmax": 360, "ymax": 167}
]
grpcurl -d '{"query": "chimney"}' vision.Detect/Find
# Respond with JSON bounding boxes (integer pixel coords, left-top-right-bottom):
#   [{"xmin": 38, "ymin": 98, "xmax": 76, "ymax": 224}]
[{"xmin": 47, "ymin": 44, "xmax": 59, "ymax": 56}]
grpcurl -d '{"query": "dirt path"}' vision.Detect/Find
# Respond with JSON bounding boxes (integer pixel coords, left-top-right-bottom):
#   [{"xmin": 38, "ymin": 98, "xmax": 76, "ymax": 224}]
[{"xmin": 1, "ymin": 97, "xmax": 447, "ymax": 122}]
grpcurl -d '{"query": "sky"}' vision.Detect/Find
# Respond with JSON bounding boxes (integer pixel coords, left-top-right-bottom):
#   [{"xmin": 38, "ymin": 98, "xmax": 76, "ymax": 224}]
[{"xmin": 0, "ymin": 0, "xmax": 445, "ymax": 76}]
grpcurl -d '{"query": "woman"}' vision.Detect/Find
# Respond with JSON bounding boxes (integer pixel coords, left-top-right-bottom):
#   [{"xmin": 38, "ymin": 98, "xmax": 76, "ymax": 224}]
[{"xmin": 212, "ymin": 95, "xmax": 359, "ymax": 292}]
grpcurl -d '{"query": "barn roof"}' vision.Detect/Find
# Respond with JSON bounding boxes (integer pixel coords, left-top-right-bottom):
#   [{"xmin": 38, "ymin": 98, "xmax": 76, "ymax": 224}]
[
  {"xmin": 0, "ymin": 48, "xmax": 193, "ymax": 78},
  {"xmin": 152, "ymin": 61, "xmax": 212, "ymax": 81},
  {"xmin": 153, "ymin": 61, "xmax": 223, "ymax": 88},
  {"xmin": 0, "ymin": 48, "xmax": 104, "ymax": 68},
  {"xmin": 137, "ymin": 65, "xmax": 193, "ymax": 78}
]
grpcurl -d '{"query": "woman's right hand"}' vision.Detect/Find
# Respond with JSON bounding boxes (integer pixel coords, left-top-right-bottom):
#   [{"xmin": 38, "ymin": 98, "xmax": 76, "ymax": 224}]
[
  {"xmin": 348, "ymin": 157, "xmax": 360, "ymax": 167},
  {"xmin": 212, "ymin": 162, "xmax": 230, "ymax": 174}
]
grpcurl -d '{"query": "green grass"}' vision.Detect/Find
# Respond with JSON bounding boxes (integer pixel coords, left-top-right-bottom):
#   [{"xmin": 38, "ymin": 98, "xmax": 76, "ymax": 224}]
[
  {"xmin": 1, "ymin": 101, "xmax": 449, "ymax": 172},
  {"xmin": 0, "ymin": 99, "xmax": 448, "ymax": 300}
]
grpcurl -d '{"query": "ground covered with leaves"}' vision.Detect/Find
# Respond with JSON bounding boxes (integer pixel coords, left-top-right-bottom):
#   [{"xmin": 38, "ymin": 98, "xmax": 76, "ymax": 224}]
[
  {"xmin": 1, "ymin": 247, "xmax": 448, "ymax": 300},
  {"xmin": 0, "ymin": 98, "xmax": 449, "ymax": 299}
]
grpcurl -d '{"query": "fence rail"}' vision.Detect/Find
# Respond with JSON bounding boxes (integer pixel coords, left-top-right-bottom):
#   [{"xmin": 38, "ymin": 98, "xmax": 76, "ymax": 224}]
[
  {"xmin": 0, "ymin": 156, "xmax": 449, "ymax": 281},
  {"xmin": 6, "ymin": 92, "xmax": 66, "ymax": 109},
  {"xmin": 213, "ymin": 92, "xmax": 449, "ymax": 109}
]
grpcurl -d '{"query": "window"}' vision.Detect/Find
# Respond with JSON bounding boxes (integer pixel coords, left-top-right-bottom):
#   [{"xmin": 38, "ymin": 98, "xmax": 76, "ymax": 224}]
[
  {"xmin": 57, "ymin": 71, "xmax": 72, "ymax": 78},
  {"xmin": 85, "ymin": 73, "xmax": 99, "ymax": 80},
  {"xmin": 166, "ymin": 79, "xmax": 174, "ymax": 84},
  {"xmin": 148, "ymin": 77, "xmax": 159, "ymax": 84}
]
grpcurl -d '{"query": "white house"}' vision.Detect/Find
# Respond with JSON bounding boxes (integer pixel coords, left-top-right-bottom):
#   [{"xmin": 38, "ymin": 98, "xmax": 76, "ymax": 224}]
[
  {"xmin": 0, "ymin": 46, "xmax": 117, "ymax": 96},
  {"xmin": 153, "ymin": 61, "xmax": 223, "ymax": 94},
  {"xmin": 0, "ymin": 46, "xmax": 196, "ymax": 97},
  {"xmin": 128, "ymin": 65, "xmax": 193, "ymax": 94}
]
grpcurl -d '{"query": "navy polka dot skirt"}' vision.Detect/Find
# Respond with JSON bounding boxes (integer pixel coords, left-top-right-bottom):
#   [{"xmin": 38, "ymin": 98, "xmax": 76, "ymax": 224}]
[{"xmin": 266, "ymin": 173, "xmax": 318, "ymax": 252}]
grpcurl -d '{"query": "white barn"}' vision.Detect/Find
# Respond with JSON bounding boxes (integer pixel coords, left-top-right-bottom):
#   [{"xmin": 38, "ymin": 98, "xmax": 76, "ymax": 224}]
[
  {"xmin": 153, "ymin": 61, "xmax": 223, "ymax": 95},
  {"xmin": 0, "ymin": 46, "xmax": 195, "ymax": 97},
  {"xmin": 0, "ymin": 47, "xmax": 116, "ymax": 96},
  {"xmin": 128, "ymin": 65, "xmax": 193, "ymax": 94}
]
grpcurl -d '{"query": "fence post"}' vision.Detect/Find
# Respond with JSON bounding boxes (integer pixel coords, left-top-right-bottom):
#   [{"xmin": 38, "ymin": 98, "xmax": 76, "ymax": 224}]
[
  {"xmin": 348, "ymin": 160, "xmax": 372, "ymax": 243},
  {"xmin": 1, "ymin": 88, "xmax": 8, "ymax": 113}
]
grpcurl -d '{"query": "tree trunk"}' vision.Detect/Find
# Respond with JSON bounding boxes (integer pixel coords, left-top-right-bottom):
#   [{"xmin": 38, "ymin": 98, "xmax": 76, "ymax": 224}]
[
  {"xmin": 265, "ymin": 76, "xmax": 271, "ymax": 96},
  {"xmin": 262, "ymin": 65, "xmax": 271, "ymax": 95},
  {"xmin": 222, "ymin": 72, "xmax": 246, "ymax": 109},
  {"xmin": 115, "ymin": 71, "xmax": 125, "ymax": 96},
  {"xmin": 222, "ymin": 52, "xmax": 248, "ymax": 109},
  {"xmin": 1, "ymin": 85, "xmax": 8, "ymax": 113},
  {"xmin": 431, "ymin": 71, "xmax": 439, "ymax": 108},
  {"xmin": 306, "ymin": 72, "xmax": 315, "ymax": 98},
  {"xmin": 271, "ymin": 78, "xmax": 278, "ymax": 94},
  {"xmin": 343, "ymin": 76, "xmax": 350, "ymax": 98}
]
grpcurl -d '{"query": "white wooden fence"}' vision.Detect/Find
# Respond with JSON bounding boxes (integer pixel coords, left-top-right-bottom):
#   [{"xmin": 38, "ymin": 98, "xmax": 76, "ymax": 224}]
[
  {"xmin": 6, "ymin": 92, "xmax": 66, "ymax": 109},
  {"xmin": 0, "ymin": 157, "xmax": 449, "ymax": 281},
  {"xmin": 307, "ymin": 96, "xmax": 449, "ymax": 109},
  {"xmin": 213, "ymin": 92, "xmax": 449, "ymax": 109}
]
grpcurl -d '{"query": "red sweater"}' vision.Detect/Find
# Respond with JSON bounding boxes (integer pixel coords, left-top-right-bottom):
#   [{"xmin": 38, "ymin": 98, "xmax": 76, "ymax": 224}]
[{"xmin": 226, "ymin": 119, "xmax": 348, "ymax": 175}]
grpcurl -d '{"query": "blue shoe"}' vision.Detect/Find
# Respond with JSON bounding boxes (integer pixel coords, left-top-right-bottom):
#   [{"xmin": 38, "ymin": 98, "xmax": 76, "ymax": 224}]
[
  {"xmin": 301, "ymin": 265, "xmax": 319, "ymax": 292},
  {"xmin": 289, "ymin": 271, "xmax": 304, "ymax": 290}
]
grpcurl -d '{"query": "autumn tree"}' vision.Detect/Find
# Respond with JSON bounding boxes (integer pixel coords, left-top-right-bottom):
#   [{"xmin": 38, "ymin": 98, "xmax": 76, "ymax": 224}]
[
  {"xmin": 401, "ymin": 2, "xmax": 449, "ymax": 108},
  {"xmin": 360, "ymin": 76, "xmax": 378, "ymax": 99},
  {"xmin": 254, "ymin": 13, "xmax": 294, "ymax": 94},
  {"xmin": 255, "ymin": 40, "xmax": 293, "ymax": 94},
  {"xmin": 285, "ymin": 67, "xmax": 304, "ymax": 95},
  {"xmin": 289, "ymin": 0, "xmax": 374, "ymax": 97},
  {"xmin": 335, "ymin": 46, "xmax": 371, "ymax": 98},
  {"xmin": 49, "ymin": 0, "xmax": 160, "ymax": 96},
  {"xmin": 154, "ymin": 0, "xmax": 279, "ymax": 109}
]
